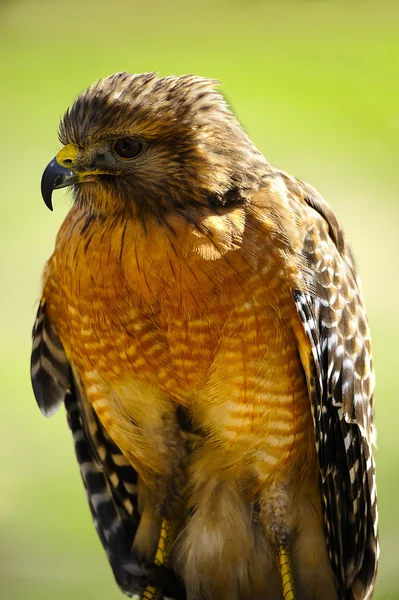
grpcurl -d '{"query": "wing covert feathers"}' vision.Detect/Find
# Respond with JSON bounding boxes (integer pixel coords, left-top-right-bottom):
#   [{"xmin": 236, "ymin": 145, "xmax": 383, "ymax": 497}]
[{"xmin": 293, "ymin": 185, "xmax": 378, "ymax": 599}]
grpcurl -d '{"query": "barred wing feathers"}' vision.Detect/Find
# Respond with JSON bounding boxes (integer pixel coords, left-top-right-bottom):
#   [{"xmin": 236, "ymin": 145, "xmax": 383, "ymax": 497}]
[
  {"xmin": 293, "ymin": 186, "xmax": 378, "ymax": 599},
  {"xmin": 31, "ymin": 300, "xmax": 70, "ymax": 417}
]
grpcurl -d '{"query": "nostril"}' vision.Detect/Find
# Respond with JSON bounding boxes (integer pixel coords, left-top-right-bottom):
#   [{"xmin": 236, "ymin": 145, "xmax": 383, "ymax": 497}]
[{"xmin": 63, "ymin": 158, "xmax": 73, "ymax": 167}]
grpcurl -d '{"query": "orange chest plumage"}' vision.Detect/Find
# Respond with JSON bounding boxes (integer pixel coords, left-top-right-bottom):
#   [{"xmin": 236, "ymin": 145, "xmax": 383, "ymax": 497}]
[{"xmin": 43, "ymin": 207, "xmax": 314, "ymax": 479}]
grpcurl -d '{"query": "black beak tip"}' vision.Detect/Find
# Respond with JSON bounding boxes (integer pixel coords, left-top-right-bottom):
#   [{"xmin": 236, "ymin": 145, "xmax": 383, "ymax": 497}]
[
  {"xmin": 41, "ymin": 158, "xmax": 77, "ymax": 211},
  {"xmin": 41, "ymin": 186, "xmax": 54, "ymax": 211},
  {"xmin": 41, "ymin": 160, "xmax": 57, "ymax": 210}
]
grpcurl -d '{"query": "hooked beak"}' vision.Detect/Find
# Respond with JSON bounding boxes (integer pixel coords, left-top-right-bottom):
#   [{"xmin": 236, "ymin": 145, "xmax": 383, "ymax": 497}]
[{"xmin": 41, "ymin": 144, "xmax": 79, "ymax": 211}]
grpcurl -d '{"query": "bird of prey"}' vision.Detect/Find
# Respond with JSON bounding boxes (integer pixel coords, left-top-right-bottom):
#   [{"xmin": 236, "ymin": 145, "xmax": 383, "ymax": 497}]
[{"xmin": 32, "ymin": 72, "xmax": 378, "ymax": 600}]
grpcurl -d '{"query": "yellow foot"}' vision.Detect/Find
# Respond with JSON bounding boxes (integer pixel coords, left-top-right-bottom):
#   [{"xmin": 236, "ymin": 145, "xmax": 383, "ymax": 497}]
[
  {"xmin": 141, "ymin": 519, "xmax": 175, "ymax": 600},
  {"xmin": 141, "ymin": 587, "xmax": 162, "ymax": 600},
  {"xmin": 279, "ymin": 546, "xmax": 295, "ymax": 600},
  {"xmin": 141, "ymin": 586, "xmax": 163, "ymax": 600}
]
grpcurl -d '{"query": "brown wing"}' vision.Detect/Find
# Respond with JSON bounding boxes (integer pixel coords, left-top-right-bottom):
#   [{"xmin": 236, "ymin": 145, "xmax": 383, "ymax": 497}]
[{"xmin": 293, "ymin": 184, "xmax": 378, "ymax": 599}]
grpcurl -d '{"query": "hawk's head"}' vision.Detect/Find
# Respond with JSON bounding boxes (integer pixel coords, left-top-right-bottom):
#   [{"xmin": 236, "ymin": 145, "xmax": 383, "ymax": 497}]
[{"xmin": 41, "ymin": 72, "xmax": 267, "ymax": 217}]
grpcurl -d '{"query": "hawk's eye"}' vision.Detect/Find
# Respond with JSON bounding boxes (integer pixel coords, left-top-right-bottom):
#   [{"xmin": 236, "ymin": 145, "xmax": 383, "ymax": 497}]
[{"xmin": 112, "ymin": 137, "xmax": 143, "ymax": 159}]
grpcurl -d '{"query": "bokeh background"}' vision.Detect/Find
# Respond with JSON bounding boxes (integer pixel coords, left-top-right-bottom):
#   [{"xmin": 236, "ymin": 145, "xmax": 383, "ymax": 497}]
[{"xmin": 1, "ymin": 0, "xmax": 398, "ymax": 598}]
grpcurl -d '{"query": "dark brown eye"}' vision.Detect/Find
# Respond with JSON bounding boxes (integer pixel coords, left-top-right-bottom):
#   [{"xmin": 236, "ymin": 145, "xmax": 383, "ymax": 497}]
[{"xmin": 112, "ymin": 137, "xmax": 143, "ymax": 159}]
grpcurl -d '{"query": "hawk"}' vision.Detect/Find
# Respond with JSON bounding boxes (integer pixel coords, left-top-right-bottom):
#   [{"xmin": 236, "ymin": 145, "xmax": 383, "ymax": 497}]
[{"xmin": 31, "ymin": 72, "xmax": 378, "ymax": 600}]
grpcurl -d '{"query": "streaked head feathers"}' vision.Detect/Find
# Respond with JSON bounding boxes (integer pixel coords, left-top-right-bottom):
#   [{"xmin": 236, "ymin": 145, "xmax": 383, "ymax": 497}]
[{"xmin": 57, "ymin": 72, "xmax": 267, "ymax": 215}]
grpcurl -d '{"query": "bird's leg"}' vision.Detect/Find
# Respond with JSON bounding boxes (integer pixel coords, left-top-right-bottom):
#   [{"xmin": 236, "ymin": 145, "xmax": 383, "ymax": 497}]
[
  {"xmin": 141, "ymin": 519, "xmax": 176, "ymax": 599},
  {"xmin": 154, "ymin": 518, "xmax": 175, "ymax": 566},
  {"xmin": 136, "ymin": 414, "xmax": 186, "ymax": 600},
  {"xmin": 259, "ymin": 480, "xmax": 296, "ymax": 600},
  {"xmin": 91, "ymin": 387, "xmax": 186, "ymax": 599},
  {"xmin": 136, "ymin": 488, "xmax": 183, "ymax": 600},
  {"xmin": 278, "ymin": 545, "xmax": 295, "ymax": 600}
]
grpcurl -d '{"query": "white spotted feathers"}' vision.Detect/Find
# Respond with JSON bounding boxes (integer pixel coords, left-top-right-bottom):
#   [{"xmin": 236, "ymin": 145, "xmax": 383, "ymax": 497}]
[{"xmin": 293, "ymin": 183, "xmax": 378, "ymax": 600}]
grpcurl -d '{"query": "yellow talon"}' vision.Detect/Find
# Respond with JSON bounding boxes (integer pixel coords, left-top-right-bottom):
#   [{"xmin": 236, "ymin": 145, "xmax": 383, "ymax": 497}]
[
  {"xmin": 279, "ymin": 546, "xmax": 295, "ymax": 600},
  {"xmin": 141, "ymin": 519, "xmax": 174, "ymax": 600},
  {"xmin": 141, "ymin": 587, "xmax": 161, "ymax": 600}
]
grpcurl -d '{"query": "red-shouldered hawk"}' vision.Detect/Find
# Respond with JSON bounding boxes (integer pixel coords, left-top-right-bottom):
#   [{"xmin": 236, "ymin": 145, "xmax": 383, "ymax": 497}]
[{"xmin": 31, "ymin": 72, "xmax": 378, "ymax": 600}]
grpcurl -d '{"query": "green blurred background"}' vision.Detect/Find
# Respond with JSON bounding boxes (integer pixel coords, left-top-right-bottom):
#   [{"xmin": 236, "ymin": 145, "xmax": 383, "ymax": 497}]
[{"xmin": 1, "ymin": 0, "xmax": 398, "ymax": 598}]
